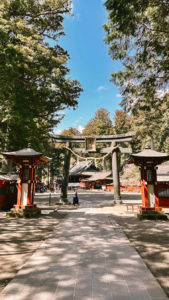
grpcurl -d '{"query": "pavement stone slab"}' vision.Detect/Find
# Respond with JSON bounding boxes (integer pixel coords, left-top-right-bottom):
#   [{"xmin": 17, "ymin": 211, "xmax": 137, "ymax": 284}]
[{"xmin": 1, "ymin": 202, "xmax": 168, "ymax": 300}]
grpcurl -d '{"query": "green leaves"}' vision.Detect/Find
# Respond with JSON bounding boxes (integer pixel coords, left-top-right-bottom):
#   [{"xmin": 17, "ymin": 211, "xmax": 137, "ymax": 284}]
[
  {"xmin": 0, "ymin": 0, "xmax": 82, "ymax": 153},
  {"xmin": 104, "ymin": 0, "xmax": 169, "ymax": 110},
  {"xmin": 104, "ymin": 0, "xmax": 169, "ymax": 151},
  {"xmin": 82, "ymin": 108, "xmax": 114, "ymax": 136}
]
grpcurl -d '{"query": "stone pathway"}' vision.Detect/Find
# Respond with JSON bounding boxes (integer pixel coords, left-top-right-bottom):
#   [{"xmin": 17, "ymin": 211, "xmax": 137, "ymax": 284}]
[{"xmin": 1, "ymin": 204, "xmax": 168, "ymax": 299}]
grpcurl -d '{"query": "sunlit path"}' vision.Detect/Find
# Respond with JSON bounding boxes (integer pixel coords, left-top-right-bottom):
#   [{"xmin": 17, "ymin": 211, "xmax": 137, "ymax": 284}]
[{"xmin": 1, "ymin": 194, "xmax": 167, "ymax": 300}]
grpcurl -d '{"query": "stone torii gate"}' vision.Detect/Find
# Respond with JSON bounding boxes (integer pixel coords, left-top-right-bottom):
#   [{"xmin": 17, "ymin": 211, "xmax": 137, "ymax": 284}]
[{"xmin": 52, "ymin": 132, "xmax": 135, "ymax": 203}]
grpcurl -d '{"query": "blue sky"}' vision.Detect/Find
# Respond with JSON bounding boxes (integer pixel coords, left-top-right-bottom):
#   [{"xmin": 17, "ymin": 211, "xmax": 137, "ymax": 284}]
[{"xmin": 55, "ymin": 0, "xmax": 122, "ymax": 134}]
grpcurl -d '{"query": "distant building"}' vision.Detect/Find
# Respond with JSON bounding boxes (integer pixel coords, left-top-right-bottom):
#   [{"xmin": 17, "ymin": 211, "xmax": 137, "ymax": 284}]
[
  {"xmin": 81, "ymin": 171, "xmax": 112, "ymax": 189},
  {"xmin": 69, "ymin": 160, "xmax": 99, "ymax": 183},
  {"xmin": 157, "ymin": 164, "xmax": 169, "ymax": 182},
  {"xmin": 69, "ymin": 161, "xmax": 169, "ymax": 191}
]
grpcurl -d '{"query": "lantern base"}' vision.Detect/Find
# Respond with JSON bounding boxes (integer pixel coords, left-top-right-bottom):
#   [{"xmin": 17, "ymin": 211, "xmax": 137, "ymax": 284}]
[
  {"xmin": 136, "ymin": 206, "xmax": 168, "ymax": 220},
  {"xmin": 6, "ymin": 205, "xmax": 41, "ymax": 218}
]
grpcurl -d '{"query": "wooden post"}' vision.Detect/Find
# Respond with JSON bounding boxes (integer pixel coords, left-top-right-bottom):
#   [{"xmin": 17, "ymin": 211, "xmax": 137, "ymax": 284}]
[
  {"xmin": 16, "ymin": 167, "xmax": 22, "ymax": 206},
  {"xmin": 60, "ymin": 142, "xmax": 71, "ymax": 203},
  {"xmin": 112, "ymin": 142, "xmax": 121, "ymax": 202},
  {"xmin": 27, "ymin": 166, "xmax": 32, "ymax": 206},
  {"xmin": 103, "ymin": 158, "xmax": 107, "ymax": 171}
]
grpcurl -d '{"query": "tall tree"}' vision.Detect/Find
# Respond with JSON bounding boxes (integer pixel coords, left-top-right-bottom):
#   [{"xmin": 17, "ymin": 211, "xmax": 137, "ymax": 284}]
[
  {"xmin": 61, "ymin": 127, "xmax": 80, "ymax": 136},
  {"xmin": 0, "ymin": 0, "xmax": 82, "ymax": 153},
  {"xmin": 158, "ymin": 97, "xmax": 169, "ymax": 152},
  {"xmin": 113, "ymin": 110, "xmax": 131, "ymax": 134},
  {"xmin": 130, "ymin": 93, "xmax": 169, "ymax": 152},
  {"xmin": 81, "ymin": 108, "xmax": 114, "ymax": 170},
  {"xmin": 82, "ymin": 108, "xmax": 114, "ymax": 136},
  {"xmin": 104, "ymin": 0, "xmax": 169, "ymax": 110}
]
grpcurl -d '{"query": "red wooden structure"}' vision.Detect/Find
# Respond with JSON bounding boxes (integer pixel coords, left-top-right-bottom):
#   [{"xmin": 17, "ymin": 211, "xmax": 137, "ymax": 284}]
[
  {"xmin": 129, "ymin": 148, "xmax": 169, "ymax": 209},
  {"xmin": 2, "ymin": 145, "xmax": 49, "ymax": 211},
  {"xmin": 0, "ymin": 175, "xmax": 17, "ymax": 210}
]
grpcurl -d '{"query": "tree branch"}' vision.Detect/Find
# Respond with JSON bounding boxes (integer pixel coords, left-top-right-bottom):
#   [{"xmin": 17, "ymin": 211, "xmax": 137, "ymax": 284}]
[
  {"xmin": 26, "ymin": 8, "xmax": 69, "ymax": 18},
  {"xmin": 144, "ymin": 24, "xmax": 169, "ymax": 34}
]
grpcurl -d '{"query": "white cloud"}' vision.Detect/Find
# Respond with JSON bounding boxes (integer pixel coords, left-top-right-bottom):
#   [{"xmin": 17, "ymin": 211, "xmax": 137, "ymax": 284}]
[
  {"xmin": 54, "ymin": 128, "xmax": 62, "ymax": 134},
  {"xmin": 116, "ymin": 93, "xmax": 122, "ymax": 98},
  {"xmin": 97, "ymin": 85, "xmax": 106, "ymax": 91},
  {"xmin": 78, "ymin": 125, "xmax": 84, "ymax": 133},
  {"xmin": 74, "ymin": 116, "xmax": 83, "ymax": 125}
]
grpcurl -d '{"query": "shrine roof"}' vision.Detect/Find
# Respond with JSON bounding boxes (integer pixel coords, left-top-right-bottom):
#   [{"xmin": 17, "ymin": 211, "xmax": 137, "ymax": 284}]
[
  {"xmin": 70, "ymin": 160, "xmax": 94, "ymax": 176},
  {"xmin": 157, "ymin": 164, "xmax": 169, "ymax": 182},
  {"xmin": 82, "ymin": 171, "xmax": 112, "ymax": 182},
  {"xmin": 2, "ymin": 147, "xmax": 42, "ymax": 157},
  {"xmin": 157, "ymin": 164, "xmax": 169, "ymax": 174}
]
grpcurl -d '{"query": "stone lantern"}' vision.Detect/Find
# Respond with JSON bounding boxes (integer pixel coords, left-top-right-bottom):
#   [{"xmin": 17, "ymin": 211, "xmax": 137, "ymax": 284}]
[
  {"xmin": 2, "ymin": 145, "xmax": 49, "ymax": 217},
  {"xmin": 129, "ymin": 148, "xmax": 169, "ymax": 210}
]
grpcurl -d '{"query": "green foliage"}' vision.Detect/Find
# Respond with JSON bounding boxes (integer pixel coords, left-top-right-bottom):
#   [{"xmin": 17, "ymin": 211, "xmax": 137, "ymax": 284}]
[
  {"xmin": 125, "ymin": 94, "xmax": 169, "ymax": 152},
  {"xmin": 50, "ymin": 148, "xmax": 64, "ymax": 178},
  {"xmin": 82, "ymin": 108, "xmax": 114, "ymax": 136},
  {"xmin": 113, "ymin": 110, "xmax": 132, "ymax": 134},
  {"xmin": 104, "ymin": 0, "xmax": 169, "ymax": 152},
  {"xmin": 0, "ymin": 0, "xmax": 82, "ymax": 153},
  {"xmin": 104, "ymin": 0, "xmax": 169, "ymax": 109},
  {"xmin": 61, "ymin": 127, "xmax": 80, "ymax": 136}
]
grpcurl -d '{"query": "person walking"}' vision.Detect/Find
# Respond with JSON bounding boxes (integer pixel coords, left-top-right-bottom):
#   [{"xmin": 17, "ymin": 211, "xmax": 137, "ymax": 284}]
[{"xmin": 73, "ymin": 189, "xmax": 79, "ymax": 205}]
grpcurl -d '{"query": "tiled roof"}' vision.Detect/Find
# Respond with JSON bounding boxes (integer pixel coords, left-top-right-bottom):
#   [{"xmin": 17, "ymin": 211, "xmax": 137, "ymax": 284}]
[
  {"xmin": 157, "ymin": 164, "xmax": 169, "ymax": 182},
  {"xmin": 70, "ymin": 160, "xmax": 94, "ymax": 176},
  {"xmin": 82, "ymin": 171, "xmax": 112, "ymax": 182},
  {"xmin": 157, "ymin": 164, "xmax": 169, "ymax": 174}
]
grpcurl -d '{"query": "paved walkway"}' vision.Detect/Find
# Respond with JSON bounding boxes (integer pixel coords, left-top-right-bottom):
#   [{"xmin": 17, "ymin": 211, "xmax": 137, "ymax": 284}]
[{"xmin": 1, "ymin": 202, "xmax": 168, "ymax": 300}]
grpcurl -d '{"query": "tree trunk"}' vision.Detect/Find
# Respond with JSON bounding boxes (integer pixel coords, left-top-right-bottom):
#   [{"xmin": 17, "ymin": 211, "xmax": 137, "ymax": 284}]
[{"xmin": 151, "ymin": 136, "xmax": 155, "ymax": 150}]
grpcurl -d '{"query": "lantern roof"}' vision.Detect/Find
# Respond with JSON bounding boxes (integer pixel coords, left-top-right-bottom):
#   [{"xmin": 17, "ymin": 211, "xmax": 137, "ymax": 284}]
[
  {"xmin": 2, "ymin": 146, "xmax": 42, "ymax": 157},
  {"xmin": 129, "ymin": 148, "xmax": 169, "ymax": 166},
  {"xmin": 131, "ymin": 148, "xmax": 169, "ymax": 159},
  {"xmin": 2, "ymin": 145, "xmax": 49, "ymax": 165}
]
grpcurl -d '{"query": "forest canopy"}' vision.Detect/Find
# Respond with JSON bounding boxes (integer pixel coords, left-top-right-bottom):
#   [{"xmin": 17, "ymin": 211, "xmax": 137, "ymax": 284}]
[
  {"xmin": 0, "ymin": 0, "xmax": 82, "ymax": 153},
  {"xmin": 104, "ymin": 0, "xmax": 169, "ymax": 152}
]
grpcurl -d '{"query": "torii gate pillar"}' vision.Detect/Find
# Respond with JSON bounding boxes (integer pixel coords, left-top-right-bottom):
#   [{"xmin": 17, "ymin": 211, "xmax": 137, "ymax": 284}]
[
  {"xmin": 112, "ymin": 142, "xmax": 121, "ymax": 202},
  {"xmin": 60, "ymin": 142, "xmax": 71, "ymax": 203}
]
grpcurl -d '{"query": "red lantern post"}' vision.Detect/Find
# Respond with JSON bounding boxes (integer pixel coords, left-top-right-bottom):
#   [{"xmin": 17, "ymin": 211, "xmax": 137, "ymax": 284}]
[
  {"xmin": 2, "ymin": 145, "xmax": 49, "ymax": 217},
  {"xmin": 129, "ymin": 148, "xmax": 169, "ymax": 210}
]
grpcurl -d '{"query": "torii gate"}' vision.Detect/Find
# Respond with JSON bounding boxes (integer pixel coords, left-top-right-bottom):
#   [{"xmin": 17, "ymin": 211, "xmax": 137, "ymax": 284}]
[{"xmin": 52, "ymin": 132, "xmax": 135, "ymax": 203}]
